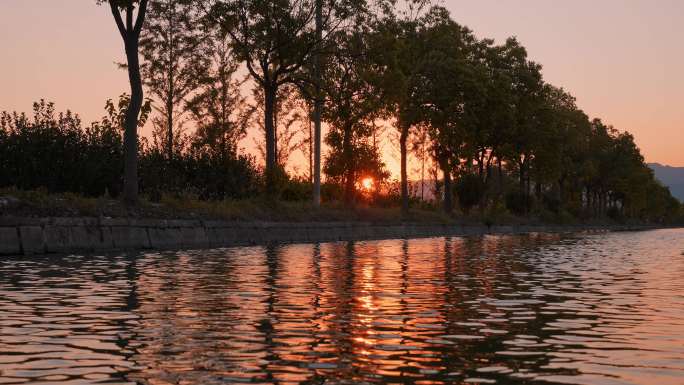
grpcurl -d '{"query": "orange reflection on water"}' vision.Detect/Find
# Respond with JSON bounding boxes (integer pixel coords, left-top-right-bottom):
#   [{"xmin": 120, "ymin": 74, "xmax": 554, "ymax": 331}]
[{"xmin": 0, "ymin": 230, "xmax": 683, "ymax": 384}]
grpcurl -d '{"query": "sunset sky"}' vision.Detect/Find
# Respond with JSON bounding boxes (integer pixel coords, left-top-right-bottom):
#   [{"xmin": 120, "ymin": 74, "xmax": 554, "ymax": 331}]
[{"xmin": 1, "ymin": 0, "xmax": 682, "ymax": 173}]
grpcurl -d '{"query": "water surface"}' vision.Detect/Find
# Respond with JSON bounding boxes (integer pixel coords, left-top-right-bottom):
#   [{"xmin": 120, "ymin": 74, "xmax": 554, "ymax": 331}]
[{"xmin": 1, "ymin": 229, "xmax": 683, "ymax": 384}]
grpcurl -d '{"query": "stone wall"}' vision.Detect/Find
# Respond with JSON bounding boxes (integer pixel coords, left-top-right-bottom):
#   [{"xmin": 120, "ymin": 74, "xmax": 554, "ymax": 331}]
[{"xmin": 0, "ymin": 217, "xmax": 655, "ymax": 256}]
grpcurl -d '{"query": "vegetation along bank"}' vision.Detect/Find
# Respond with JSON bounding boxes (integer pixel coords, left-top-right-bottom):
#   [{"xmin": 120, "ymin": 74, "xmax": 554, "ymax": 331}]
[{"xmin": 1, "ymin": 0, "xmax": 682, "ymax": 233}]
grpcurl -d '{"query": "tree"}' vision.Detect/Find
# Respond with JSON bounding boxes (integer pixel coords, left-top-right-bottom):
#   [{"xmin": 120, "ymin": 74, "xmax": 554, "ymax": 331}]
[
  {"xmin": 500, "ymin": 38, "xmax": 545, "ymax": 212},
  {"xmin": 322, "ymin": 28, "xmax": 385, "ymax": 204},
  {"xmin": 208, "ymin": 0, "xmax": 318, "ymax": 194},
  {"xmin": 251, "ymin": 84, "xmax": 310, "ymax": 171},
  {"xmin": 140, "ymin": 0, "xmax": 208, "ymax": 160},
  {"xmin": 98, "ymin": 0, "xmax": 149, "ymax": 204},
  {"xmin": 410, "ymin": 123, "xmax": 432, "ymax": 201},
  {"xmin": 462, "ymin": 39, "xmax": 515, "ymax": 197},
  {"xmin": 411, "ymin": 8, "xmax": 476, "ymax": 214},
  {"xmin": 187, "ymin": 30, "xmax": 251, "ymax": 157},
  {"xmin": 312, "ymin": 0, "xmax": 324, "ymax": 206},
  {"xmin": 372, "ymin": 1, "xmax": 428, "ymax": 215},
  {"xmin": 208, "ymin": 0, "xmax": 366, "ymax": 194}
]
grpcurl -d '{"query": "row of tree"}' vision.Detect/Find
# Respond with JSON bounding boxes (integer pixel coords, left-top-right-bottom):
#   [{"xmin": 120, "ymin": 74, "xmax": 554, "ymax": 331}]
[{"xmin": 4, "ymin": 0, "xmax": 680, "ymax": 223}]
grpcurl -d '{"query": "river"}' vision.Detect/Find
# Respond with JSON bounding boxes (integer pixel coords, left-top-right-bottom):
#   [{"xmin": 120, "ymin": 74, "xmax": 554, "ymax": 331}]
[{"xmin": 0, "ymin": 228, "xmax": 682, "ymax": 384}]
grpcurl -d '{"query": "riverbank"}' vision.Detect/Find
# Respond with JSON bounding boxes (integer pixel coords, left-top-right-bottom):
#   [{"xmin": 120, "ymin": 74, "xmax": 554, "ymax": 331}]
[{"xmin": 0, "ymin": 216, "xmax": 658, "ymax": 256}]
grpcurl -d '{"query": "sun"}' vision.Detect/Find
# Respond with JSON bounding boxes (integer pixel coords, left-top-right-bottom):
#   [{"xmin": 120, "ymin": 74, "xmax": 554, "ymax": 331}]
[{"xmin": 361, "ymin": 177, "xmax": 374, "ymax": 191}]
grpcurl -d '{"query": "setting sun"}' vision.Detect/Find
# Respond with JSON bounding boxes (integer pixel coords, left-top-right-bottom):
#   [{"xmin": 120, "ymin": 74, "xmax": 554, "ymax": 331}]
[{"xmin": 361, "ymin": 177, "xmax": 374, "ymax": 191}]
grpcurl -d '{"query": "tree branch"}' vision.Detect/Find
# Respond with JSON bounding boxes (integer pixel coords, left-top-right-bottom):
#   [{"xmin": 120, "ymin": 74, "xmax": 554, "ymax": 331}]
[
  {"xmin": 133, "ymin": 0, "xmax": 149, "ymax": 36},
  {"xmin": 109, "ymin": 1, "xmax": 128, "ymax": 40}
]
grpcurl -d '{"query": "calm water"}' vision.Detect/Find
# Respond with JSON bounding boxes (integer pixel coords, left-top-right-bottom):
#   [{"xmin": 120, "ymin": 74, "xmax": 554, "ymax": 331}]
[{"xmin": 0, "ymin": 229, "xmax": 683, "ymax": 385}]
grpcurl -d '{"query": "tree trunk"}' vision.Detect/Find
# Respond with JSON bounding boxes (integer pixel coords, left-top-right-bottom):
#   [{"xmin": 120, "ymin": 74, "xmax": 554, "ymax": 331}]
[
  {"xmin": 535, "ymin": 180, "xmax": 542, "ymax": 200},
  {"xmin": 478, "ymin": 151, "xmax": 484, "ymax": 180},
  {"xmin": 107, "ymin": 0, "xmax": 147, "ymax": 205},
  {"xmin": 518, "ymin": 160, "xmax": 526, "ymax": 213},
  {"xmin": 312, "ymin": 0, "xmax": 323, "ymax": 207},
  {"xmin": 420, "ymin": 139, "xmax": 425, "ymax": 201},
  {"xmin": 308, "ymin": 106, "xmax": 313, "ymax": 184},
  {"xmin": 166, "ymin": 28, "xmax": 175, "ymax": 161},
  {"xmin": 497, "ymin": 157, "xmax": 503, "ymax": 195},
  {"xmin": 443, "ymin": 164, "xmax": 452, "ymax": 214},
  {"xmin": 342, "ymin": 124, "xmax": 354, "ymax": 205},
  {"xmin": 166, "ymin": 94, "xmax": 173, "ymax": 160},
  {"xmin": 123, "ymin": 36, "xmax": 143, "ymax": 205},
  {"xmin": 344, "ymin": 169, "xmax": 355, "ymax": 206},
  {"xmin": 526, "ymin": 174, "xmax": 532, "ymax": 211},
  {"xmin": 273, "ymin": 93, "xmax": 279, "ymax": 164},
  {"xmin": 264, "ymin": 84, "xmax": 277, "ymax": 194},
  {"xmin": 400, "ymin": 122, "xmax": 409, "ymax": 216}
]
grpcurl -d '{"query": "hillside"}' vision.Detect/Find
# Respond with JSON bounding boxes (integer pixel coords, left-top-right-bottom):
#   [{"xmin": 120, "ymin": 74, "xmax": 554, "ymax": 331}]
[{"xmin": 648, "ymin": 163, "xmax": 684, "ymax": 202}]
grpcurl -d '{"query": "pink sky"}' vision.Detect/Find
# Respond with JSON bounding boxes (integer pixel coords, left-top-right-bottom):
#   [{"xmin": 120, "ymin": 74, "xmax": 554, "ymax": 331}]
[{"xmin": 1, "ymin": 0, "xmax": 682, "ymax": 171}]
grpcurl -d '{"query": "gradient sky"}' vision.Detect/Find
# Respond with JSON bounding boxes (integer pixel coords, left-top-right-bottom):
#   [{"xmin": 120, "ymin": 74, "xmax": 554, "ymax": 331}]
[{"xmin": 0, "ymin": 0, "xmax": 682, "ymax": 170}]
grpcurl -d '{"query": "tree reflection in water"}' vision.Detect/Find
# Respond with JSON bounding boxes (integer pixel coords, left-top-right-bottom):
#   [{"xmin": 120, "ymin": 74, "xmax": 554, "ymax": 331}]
[{"xmin": 0, "ymin": 229, "xmax": 683, "ymax": 384}]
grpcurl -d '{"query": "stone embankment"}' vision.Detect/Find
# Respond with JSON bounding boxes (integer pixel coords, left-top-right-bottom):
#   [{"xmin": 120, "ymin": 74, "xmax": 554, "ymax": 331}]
[{"xmin": 0, "ymin": 217, "xmax": 655, "ymax": 256}]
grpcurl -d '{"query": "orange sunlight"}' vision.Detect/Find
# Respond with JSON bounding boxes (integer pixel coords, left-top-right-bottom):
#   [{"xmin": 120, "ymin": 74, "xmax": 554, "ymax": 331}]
[{"xmin": 361, "ymin": 177, "xmax": 374, "ymax": 191}]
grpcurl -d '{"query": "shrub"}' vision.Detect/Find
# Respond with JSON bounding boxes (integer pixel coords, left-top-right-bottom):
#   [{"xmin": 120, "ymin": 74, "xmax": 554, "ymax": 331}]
[
  {"xmin": 506, "ymin": 190, "xmax": 533, "ymax": 216},
  {"xmin": 139, "ymin": 147, "xmax": 261, "ymax": 201},
  {"xmin": 455, "ymin": 173, "xmax": 485, "ymax": 214},
  {"xmin": 1, "ymin": 101, "xmax": 260, "ymax": 201},
  {"xmin": 0, "ymin": 101, "xmax": 123, "ymax": 197}
]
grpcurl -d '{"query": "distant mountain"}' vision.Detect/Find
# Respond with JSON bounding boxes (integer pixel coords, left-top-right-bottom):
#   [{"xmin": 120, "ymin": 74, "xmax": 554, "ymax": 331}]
[{"xmin": 648, "ymin": 163, "xmax": 684, "ymax": 202}]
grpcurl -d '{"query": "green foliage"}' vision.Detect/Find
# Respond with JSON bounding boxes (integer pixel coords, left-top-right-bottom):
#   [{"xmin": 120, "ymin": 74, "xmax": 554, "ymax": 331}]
[
  {"xmin": 0, "ymin": 100, "xmax": 124, "ymax": 197},
  {"xmin": 1, "ymin": 100, "xmax": 259, "ymax": 201},
  {"xmin": 138, "ymin": 146, "xmax": 260, "ymax": 201}
]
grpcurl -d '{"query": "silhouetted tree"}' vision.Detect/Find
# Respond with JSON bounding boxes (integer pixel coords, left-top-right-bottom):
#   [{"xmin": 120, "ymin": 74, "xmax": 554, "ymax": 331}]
[
  {"xmin": 140, "ymin": 0, "xmax": 208, "ymax": 160},
  {"xmin": 98, "ymin": 0, "xmax": 149, "ymax": 204},
  {"xmin": 322, "ymin": 28, "xmax": 386, "ymax": 204},
  {"xmin": 187, "ymin": 29, "xmax": 251, "ymax": 157},
  {"xmin": 373, "ymin": 0, "xmax": 432, "ymax": 216}
]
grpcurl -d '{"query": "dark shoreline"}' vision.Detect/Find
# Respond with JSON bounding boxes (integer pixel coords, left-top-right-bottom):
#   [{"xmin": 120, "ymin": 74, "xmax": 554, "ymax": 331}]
[{"xmin": 0, "ymin": 217, "xmax": 664, "ymax": 256}]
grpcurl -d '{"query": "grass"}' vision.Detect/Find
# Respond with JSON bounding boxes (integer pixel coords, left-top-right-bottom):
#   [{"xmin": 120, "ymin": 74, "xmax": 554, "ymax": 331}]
[
  {"xmin": 0, "ymin": 187, "xmax": 631, "ymax": 226},
  {"xmin": 0, "ymin": 187, "xmax": 458, "ymax": 224}
]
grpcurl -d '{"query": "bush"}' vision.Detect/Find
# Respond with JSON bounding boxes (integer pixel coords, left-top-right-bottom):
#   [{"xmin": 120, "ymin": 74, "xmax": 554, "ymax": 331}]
[
  {"xmin": 279, "ymin": 175, "xmax": 312, "ymax": 202},
  {"xmin": 506, "ymin": 190, "xmax": 533, "ymax": 216},
  {"xmin": 455, "ymin": 173, "xmax": 485, "ymax": 214},
  {"xmin": 139, "ymin": 147, "xmax": 261, "ymax": 201},
  {"xmin": 606, "ymin": 206, "xmax": 623, "ymax": 221},
  {"xmin": 0, "ymin": 101, "xmax": 123, "ymax": 197},
  {"xmin": 0, "ymin": 101, "xmax": 261, "ymax": 201},
  {"xmin": 542, "ymin": 192, "xmax": 561, "ymax": 214}
]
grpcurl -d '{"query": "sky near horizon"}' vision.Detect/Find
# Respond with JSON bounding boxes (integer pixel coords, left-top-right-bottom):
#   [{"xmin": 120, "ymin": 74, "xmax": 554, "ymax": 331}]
[{"xmin": 0, "ymin": 0, "xmax": 682, "ymax": 172}]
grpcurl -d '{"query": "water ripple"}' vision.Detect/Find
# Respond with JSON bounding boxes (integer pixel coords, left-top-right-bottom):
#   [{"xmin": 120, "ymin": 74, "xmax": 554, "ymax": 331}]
[{"xmin": 0, "ymin": 229, "xmax": 683, "ymax": 384}]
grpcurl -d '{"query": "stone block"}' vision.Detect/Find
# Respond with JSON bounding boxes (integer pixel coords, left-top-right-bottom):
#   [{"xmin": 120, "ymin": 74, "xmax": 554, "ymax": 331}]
[
  {"xmin": 100, "ymin": 218, "xmax": 129, "ymax": 227},
  {"xmin": 289, "ymin": 227, "xmax": 308, "ymax": 243},
  {"xmin": 230, "ymin": 227, "xmax": 250, "ymax": 245},
  {"xmin": 93, "ymin": 226, "xmax": 114, "ymax": 250},
  {"xmin": 221, "ymin": 227, "xmax": 239, "ymax": 246},
  {"xmin": 19, "ymin": 226, "xmax": 45, "ymax": 254},
  {"xmin": 52, "ymin": 217, "xmax": 83, "ymax": 226},
  {"xmin": 0, "ymin": 227, "xmax": 21, "ymax": 255},
  {"xmin": 111, "ymin": 226, "xmax": 150, "ymax": 249},
  {"xmin": 44, "ymin": 226, "xmax": 70, "ymax": 253},
  {"xmin": 181, "ymin": 227, "xmax": 209, "ymax": 248},
  {"xmin": 70, "ymin": 226, "xmax": 101, "ymax": 251},
  {"xmin": 351, "ymin": 224, "xmax": 370, "ymax": 240},
  {"xmin": 205, "ymin": 227, "xmax": 223, "ymax": 247},
  {"xmin": 148, "ymin": 227, "xmax": 182, "ymax": 249}
]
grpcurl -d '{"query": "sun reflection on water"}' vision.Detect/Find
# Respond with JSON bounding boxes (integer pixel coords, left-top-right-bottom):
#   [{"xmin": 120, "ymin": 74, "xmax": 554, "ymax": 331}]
[{"xmin": 0, "ymin": 229, "xmax": 682, "ymax": 384}]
